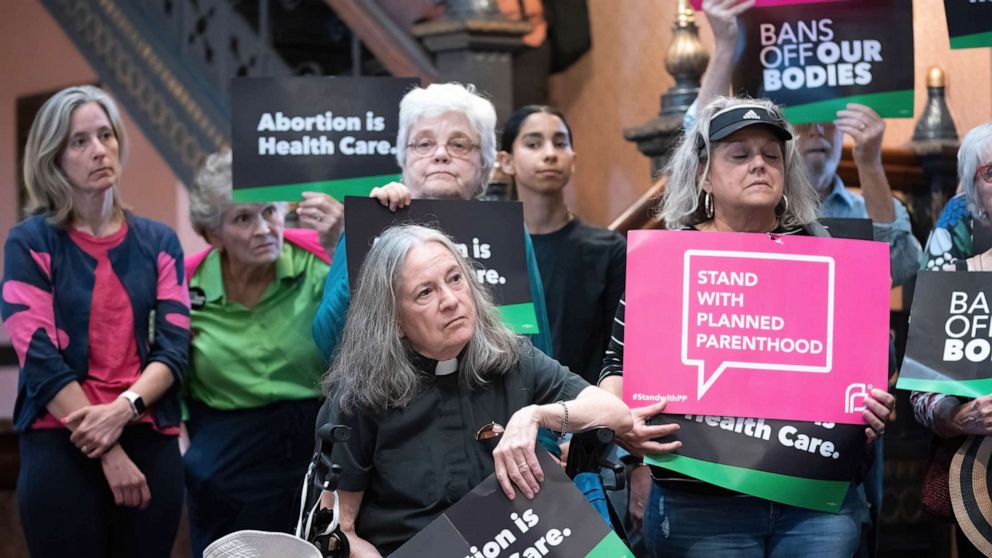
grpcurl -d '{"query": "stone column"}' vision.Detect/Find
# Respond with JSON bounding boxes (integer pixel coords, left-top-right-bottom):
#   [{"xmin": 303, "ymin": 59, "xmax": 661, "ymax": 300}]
[{"xmin": 412, "ymin": 1, "xmax": 529, "ymax": 124}]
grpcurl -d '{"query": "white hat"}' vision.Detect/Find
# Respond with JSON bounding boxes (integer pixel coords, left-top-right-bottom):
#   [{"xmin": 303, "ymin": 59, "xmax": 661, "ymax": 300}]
[{"xmin": 202, "ymin": 530, "xmax": 323, "ymax": 558}]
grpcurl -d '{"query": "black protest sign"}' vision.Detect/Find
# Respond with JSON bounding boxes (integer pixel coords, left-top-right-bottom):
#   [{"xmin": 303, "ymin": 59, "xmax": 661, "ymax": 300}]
[
  {"xmin": 345, "ymin": 197, "xmax": 539, "ymax": 334},
  {"xmin": 819, "ymin": 218, "xmax": 874, "ymax": 241},
  {"xmin": 231, "ymin": 77, "xmax": 417, "ymax": 202},
  {"xmin": 732, "ymin": 0, "xmax": 914, "ymax": 123},
  {"xmin": 391, "ymin": 451, "xmax": 632, "ymax": 558},
  {"xmin": 898, "ymin": 271, "xmax": 992, "ymax": 398},
  {"xmin": 646, "ymin": 414, "xmax": 864, "ymax": 512},
  {"xmin": 944, "ymin": 0, "xmax": 992, "ymax": 49}
]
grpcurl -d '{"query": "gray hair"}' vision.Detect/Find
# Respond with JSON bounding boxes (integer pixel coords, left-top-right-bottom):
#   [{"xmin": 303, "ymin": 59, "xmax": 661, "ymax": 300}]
[
  {"xmin": 395, "ymin": 82, "xmax": 497, "ymax": 197},
  {"xmin": 959, "ymin": 121, "xmax": 992, "ymax": 220},
  {"xmin": 188, "ymin": 148, "xmax": 287, "ymax": 236},
  {"xmin": 324, "ymin": 224, "xmax": 520, "ymax": 414},
  {"xmin": 659, "ymin": 96, "xmax": 819, "ymax": 230},
  {"xmin": 23, "ymin": 85, "xmax": 128, "ymax": 227},
  {"xmin": 189, "ymin": 149, "xmax": 234, "ymax": 236}
]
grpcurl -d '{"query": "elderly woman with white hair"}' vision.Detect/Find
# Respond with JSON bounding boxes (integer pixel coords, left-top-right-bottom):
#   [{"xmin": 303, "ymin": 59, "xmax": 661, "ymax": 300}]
[
  {"xmin": 911, "ymin": 121, "xmax": 992, "ymax": 556},
  {"xmin": 2, "ymin": 85, "xmax": 189, "ymax": 557},
  {"xmin": 311, "ymin": 82, "xmax": 553, "ymax": 361},
  {"xmin": 181, "ymin": 149, "xmax": 343, "ymax": 556},
  {"xmin": 598, "ymin": 96, "xmax": 896, "ymax": 558},
  {"xmin": 318, "ymin": 224, "xmax": 632, "ymax": 557}
]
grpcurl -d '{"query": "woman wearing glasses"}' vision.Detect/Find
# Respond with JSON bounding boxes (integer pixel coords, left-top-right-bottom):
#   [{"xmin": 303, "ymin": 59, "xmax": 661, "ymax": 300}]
[
  {"xmin": 911, "ymin": 122, "xmax": 992, "ymax": 556},
  {"xmin": 918, "ymin": 122, "xmax": 992, "ymax": 273},
  {"xmin": 311, "ymin": 82, "xmax": 553, "ymax": 362},
  {"xmin": 319, "ymin": 224, "xmax": 632, "ymax": 557}
]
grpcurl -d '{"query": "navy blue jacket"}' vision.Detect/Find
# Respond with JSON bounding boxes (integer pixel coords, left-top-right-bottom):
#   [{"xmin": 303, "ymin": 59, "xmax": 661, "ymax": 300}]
[{"xmin": 1, "ymin": 213, "xmax": 189, "ymax": 432}]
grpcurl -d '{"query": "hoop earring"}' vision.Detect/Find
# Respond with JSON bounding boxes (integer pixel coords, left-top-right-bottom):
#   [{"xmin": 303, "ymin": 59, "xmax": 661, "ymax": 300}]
[
  {"xmin": 778, "ymin": 194, "xmax": 790, "ymax": 216},
  {"xmin": 704, "ymin": 191, "xmax": 714, "ymax": 219}
]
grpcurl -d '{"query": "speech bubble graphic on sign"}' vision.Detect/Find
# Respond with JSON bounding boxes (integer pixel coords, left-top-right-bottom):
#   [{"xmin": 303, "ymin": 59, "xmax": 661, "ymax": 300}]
[
  {"xmin": 683, "ymin": 250, "xmax": 835, "ymax": 399},
  {"xmin": 623, "ymin": 230, "xmax": 889, "ymax": 425}
]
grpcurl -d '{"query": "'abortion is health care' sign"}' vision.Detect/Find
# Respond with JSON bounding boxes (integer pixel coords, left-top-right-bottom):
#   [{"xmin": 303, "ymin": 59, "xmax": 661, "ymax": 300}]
[{"xmin": 624, "ymin": 230, "xmax": 889, "ymax": 425}]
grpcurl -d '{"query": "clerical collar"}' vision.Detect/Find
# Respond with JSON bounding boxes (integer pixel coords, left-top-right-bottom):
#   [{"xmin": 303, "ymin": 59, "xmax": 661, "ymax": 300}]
[
  {"xmin": 435, "ymin": 358, "xmax": 458, "ymax": 376},
  {"xmin": 410, "ymin": 350, "xmax": 460, "ymax": 376}
]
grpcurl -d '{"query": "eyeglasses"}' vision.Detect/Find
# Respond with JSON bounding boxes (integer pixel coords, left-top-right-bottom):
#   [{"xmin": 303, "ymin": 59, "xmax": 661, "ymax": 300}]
[
  {"xmin": 475, "ymin": 421, "xmax": 504, "ymax": 441},
  {"xmin": 407, "ymin": 138, "xmax": 480, "ymax": 159},
  {"xmin": 977, "ymin": 164, "xmax": 992, "ymax": 185}
]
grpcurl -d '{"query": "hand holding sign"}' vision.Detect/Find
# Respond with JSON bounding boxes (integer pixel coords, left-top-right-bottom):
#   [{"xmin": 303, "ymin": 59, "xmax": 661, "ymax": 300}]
[
  {"xmin": 369, "ymin": 181, "xmax": 412, "ymax": 212},
  {"xmin": 492, "ymin": 406, "xmax": 545, "ymax": 501},
  {"xmin": 297, "ymin": 192, "xmax": 344, "ymax": 254},
  {"xmin": 835, "ymin": 103, "xmax": 885, "ymax": 167},
  {"xmin": 703, "ymin": 0, "xmax": 755, "ymax": 47},
  {"xmin": 615, "ymin": 400, "xmax": 682, "ymax": 458},
  {"xmin": 862, "ymin": 388, "xmax": 895, "ymax": 445},
  {"xmin": 940, "ymin": 395, "xmax": 992, "ymax": 438}
]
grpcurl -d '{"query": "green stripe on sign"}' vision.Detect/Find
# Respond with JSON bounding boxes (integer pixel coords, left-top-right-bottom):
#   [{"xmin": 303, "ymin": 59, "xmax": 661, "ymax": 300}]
[
  {"xmin": 231, "ymin": 174, "xmax": 401, "ymax": 203},
  {"xmin": 496, "ymin": 302, "xmax": 539, "ymax": 334},
  {"xmin": 951, "ymin": 31, "xmax": 992, "ymax": 50},
  {"xmin": 782, "ymin": 90, "xmax": 915, "ymax": 124},
  {"xmin": 585, "ymin": 531, "xmax": 634, "ymax": 557},
  {"xmin": 646, "ymin": 453, "xmax": 850, "ymax": 513},
  {"xmin": 896, "ymin": 376, "xmax": 992, "ymax": 399}
]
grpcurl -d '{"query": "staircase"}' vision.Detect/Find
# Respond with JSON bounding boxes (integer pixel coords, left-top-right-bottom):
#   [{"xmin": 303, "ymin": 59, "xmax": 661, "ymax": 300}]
[{"xmin": 39, "ymin": 0, "xmax": 429, "ymax": 186}]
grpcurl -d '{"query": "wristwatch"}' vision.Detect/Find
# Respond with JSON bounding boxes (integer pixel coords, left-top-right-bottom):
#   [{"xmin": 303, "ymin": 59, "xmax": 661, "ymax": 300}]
[{"xmin": 119, "ymin": 390, "xmax": 146, "ymax": 420}]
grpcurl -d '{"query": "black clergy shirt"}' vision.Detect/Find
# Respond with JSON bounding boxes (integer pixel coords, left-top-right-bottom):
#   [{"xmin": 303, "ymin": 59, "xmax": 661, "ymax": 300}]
[{"xmin": 327, "ymin": 339, "xmax": 589, "ymax": 555}]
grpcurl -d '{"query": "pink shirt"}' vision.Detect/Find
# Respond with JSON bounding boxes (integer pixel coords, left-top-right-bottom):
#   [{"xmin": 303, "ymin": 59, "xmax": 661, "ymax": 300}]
[{"xmin": 33, "ymin": 223, "xmax": 178, "ymax": 434}]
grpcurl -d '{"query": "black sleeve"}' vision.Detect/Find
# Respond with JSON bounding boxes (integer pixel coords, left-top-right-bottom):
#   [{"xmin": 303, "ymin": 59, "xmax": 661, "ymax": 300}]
[
  {"xmin": 519, "ymin": 339, "xmax": 590, "ymax": 404},
  {"xmin": 598, "ymin": 295, "xmax": 625, "ymax": 384}
]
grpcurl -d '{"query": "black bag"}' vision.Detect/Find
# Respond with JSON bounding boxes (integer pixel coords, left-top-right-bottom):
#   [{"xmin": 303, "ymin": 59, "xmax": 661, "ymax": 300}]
[{"xmin": 542, "ymin": 0, "xmax": 592, "ymax": 73}]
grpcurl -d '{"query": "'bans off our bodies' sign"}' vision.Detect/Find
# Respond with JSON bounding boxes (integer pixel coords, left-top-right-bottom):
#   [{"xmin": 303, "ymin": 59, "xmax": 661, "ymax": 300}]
[
  {"xmin": 624, "ymin": 230, "xmax": 889, "ymax": 425},
  {"xmin": 727, "ymin": 0, "xmax": 914, "ymax": 123},
  {"xmin": 898, "ymin": 272, "xmax": 992, "ymax": 398}
]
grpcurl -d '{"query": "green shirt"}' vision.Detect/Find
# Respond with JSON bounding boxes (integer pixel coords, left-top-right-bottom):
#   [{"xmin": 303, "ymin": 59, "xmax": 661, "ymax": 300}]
[{"xmin": 188, "ymin": 242, "xmax": 329, "ymax": 409}]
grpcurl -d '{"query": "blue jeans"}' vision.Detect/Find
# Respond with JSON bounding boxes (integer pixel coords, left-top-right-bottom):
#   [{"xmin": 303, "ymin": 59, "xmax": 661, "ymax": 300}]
[{"xmin": 642, "ymin": 483, "xmax": 869, "ymax": 558}]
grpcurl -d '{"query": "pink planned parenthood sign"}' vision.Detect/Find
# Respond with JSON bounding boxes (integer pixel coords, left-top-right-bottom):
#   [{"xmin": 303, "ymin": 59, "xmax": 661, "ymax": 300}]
[{"xmin": 624, "ymin": 230, "xmax": 889, "ymax": 425}]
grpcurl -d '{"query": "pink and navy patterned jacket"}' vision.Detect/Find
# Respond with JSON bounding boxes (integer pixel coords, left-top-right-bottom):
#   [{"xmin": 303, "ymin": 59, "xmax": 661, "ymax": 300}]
[{"xmin": 1, "ymin": 213, "xmax": 190, "ymax": 432}]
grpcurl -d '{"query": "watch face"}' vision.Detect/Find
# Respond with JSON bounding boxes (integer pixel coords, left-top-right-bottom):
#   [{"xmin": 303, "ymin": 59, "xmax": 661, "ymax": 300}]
[{"xmin": 132, "ymin": 396, "xmax": 146, "ymax": 416}]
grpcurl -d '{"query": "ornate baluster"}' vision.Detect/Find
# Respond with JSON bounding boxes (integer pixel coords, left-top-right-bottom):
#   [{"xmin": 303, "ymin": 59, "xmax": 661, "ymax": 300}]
[
  {"xmin": 907, "ymin": 65, "xmax": 960, "ymax": 237},
  {"xmin": 623, "ymin": 0, "xmax": 710, "ymax": 178}
]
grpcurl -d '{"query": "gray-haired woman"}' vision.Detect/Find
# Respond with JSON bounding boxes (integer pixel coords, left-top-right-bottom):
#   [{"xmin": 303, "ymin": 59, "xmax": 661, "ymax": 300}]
[
  {"xmin": 182, "ymin": 149, "xmax": 344, "ymax": 556},
  {"xmin": 318, "ymin": 224, "xmax": 632, "ymax": 557},
  {"xmin": 598, "ymin": 96, "xmax": 896, "ymax": 558},
  {"xmin": 911, "ymin": 121, "xmax": 992, "ymax": 556},
  {"xmin": 311, "ymin": 82, "xmax": 554, "ymax": 363},
  {"xmin": 2, "ymin": 85, "xmax": 189, "ymax": 557}
]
